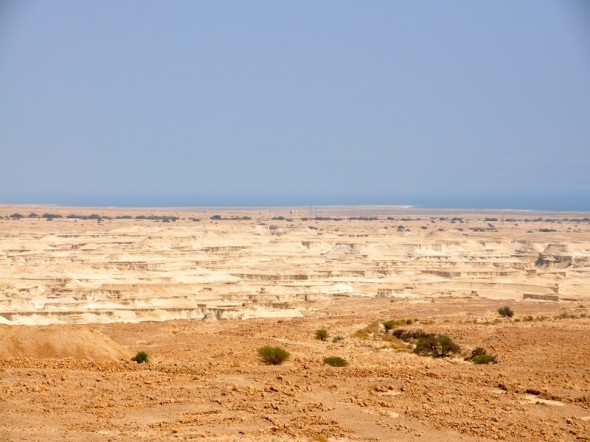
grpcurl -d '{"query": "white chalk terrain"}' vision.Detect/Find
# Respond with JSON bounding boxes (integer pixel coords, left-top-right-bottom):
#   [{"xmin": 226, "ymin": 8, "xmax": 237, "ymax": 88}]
[{"xmin": 1, "ymin": 206, "xmax": 589, "ymax": 325}]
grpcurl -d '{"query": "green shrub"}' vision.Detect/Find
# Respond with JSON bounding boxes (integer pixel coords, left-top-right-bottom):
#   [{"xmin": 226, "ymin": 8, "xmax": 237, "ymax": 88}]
[
  {"xmin": 469, "ymin": 347, "xmax": 487, "ymax": 358},
  {"xmin": 258, "ymin": 346, "xmax": 290, "ymax": 365},
  {"xmin": 498, "ymin": 306, "xmax": 514, "ymax": 318},
  {"xmin": 438, "ymin": 335, "xmax": 460, "ymax": 356},
  {"xmin": 394, "ymin": 329, "xmax": 434, "ymax": 341},
  {"xmin": 383, "ymin": 319, "xmax": 412, "ymax": 331},
  {"xmin": 414, "ymin": 336, "xmax": 439, "ymax": 356},
  {"xmin": 382, "ymin": 320, "xmax": 398, "ymax": 332},
  {"xmin": 332, "ymin": 335, "xmax": 345, "ymax": 343},
  {"xmin": 414, "ymin": 334, "xmax": 460, "ymax": 358},
  {"xmin": 315, "ymin": 328, "xmax": 329, "ymax": 341},
  {"xmin": 467, "ymin": 347, "xmax": 497, "ymax": 364},
  {"xmin": 472, "ymin": 354, "xmax": 497, "ymax": 364},
  {"xmin": 323, "ymin": 356, "xmax": 348, "ymax": 367},
  {"xmin": 131, "ymin": 351, "xmax": 149, "ymax": 364}
]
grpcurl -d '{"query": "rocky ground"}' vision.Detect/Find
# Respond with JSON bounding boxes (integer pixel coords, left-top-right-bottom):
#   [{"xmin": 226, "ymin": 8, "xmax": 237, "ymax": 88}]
[{"xmin": 1, "ymin": 297, "xmax": 589, "ymax": 441}]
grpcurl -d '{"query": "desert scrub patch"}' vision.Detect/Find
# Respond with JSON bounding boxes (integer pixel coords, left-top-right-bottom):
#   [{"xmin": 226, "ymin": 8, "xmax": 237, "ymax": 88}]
[
  {"xmin": 472, "ymin": 354, "xmax": 497, "ymax": 364},
  {"xmin": 131, "ymin": 351, "xmax": 149, "ymax": 364},
  {"xmin": 257, "ymin": 346, "xmax": 290, "ymax": 365},
  {"xmin": 556, "ymin": 311, "xmax": 580, "ymax": 320},
  {"xmin": 323, "ymin": 356, "xmax": 348, "ymax": 367},
  {"xmin": 413, "ymin": 334, "xmax": 461, "ymax": 358},
  {"xmin": 465, "ymin": 347, "xmax": 497, "ymax": 364},
  {"xmin": 382, "ymin": 320, "xmax": 399, "ymax": 332},
  {"xmin": 393, "ymin": 329, "xmax": 462, "ymax": 358},
  {"xmin": 393, "ymin": 329, "xmax": 434, "ymax": 341},
  {"xmin": 354, "ymin": 321, "xmax": 380, "ymax": 339},
  {"xmin": 380, "ymin": 334, "xmax": 406, "ymax": 345},
  {"xmin": 315, "ymin": 328, "xmax": 329, "ymax": 341},
  {"xmin": 498, "ymin": 306, "xmax": 514, "ymax": 318},
  {"xmin": 383, "ymin": 342, "xmax": 412, "ymax": 352},
  {"xmin": 332, "ymin": 335, "xmax": 345, "ymax": 343},
  {"xmin": 382, "ymin": 319, "xmax": 412, "ymax": 332}
]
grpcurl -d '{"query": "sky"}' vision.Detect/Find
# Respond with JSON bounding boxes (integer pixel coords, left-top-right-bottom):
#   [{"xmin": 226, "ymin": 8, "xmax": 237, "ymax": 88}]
[{"xmin": 0, "ymin": 1, "xmax": 589, "ymax": 210}]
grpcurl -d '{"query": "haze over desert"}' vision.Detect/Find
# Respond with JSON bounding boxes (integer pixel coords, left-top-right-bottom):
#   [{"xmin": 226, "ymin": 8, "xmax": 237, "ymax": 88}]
[{"xmin": 1, "ymin": 206, "xmax": 589, "ymax": 441}]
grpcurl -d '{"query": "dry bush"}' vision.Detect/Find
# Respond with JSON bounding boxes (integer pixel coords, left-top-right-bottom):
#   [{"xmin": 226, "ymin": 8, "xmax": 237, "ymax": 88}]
[
  {"xmin": 131, "ymin": 351, "xmax": 149, "ymax": 364},
  {"xmin": 323, "ymin": 356, "xmax": 348, "ymax": 367},
  {"xmin": 315, "ymin": 329, "xmax": 329, "ymax": 341},
  {"xmin": 258, "ymin": 346, "xmax": 290, "ymax": 365}
]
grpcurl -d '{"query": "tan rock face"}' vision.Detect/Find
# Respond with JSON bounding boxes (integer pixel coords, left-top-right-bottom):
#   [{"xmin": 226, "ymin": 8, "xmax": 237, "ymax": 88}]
[{"xmin": 0, "ymin": 206, "xmax": 589, "ymax": 325}]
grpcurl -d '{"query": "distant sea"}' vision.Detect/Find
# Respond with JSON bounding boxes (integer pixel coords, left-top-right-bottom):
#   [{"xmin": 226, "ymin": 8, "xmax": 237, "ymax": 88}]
[{"xmin": 3, "ymin": 194, "xmax": 589, "ymax": 212}]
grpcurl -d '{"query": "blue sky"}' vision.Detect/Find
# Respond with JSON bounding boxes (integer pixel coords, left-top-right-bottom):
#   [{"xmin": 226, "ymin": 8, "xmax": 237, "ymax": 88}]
[{"xmin": 1, "ymin": 1, "xmax": 589, "ymax": 209}]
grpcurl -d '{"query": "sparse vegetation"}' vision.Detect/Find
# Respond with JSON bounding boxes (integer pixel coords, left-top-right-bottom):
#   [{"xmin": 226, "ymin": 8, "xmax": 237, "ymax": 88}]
[
  {"xmin": 131, "ymin": 351, "xmax": 149, "ymax": 364},
  {"xmin": 332, "ymin": 335, "xmax": 345, "ymax": 343},
  {"xmin": 392, "ymin": 329, "xmax": 432, "ymax": 341},
  {"xmin": 323, "ymin": 356, "xmax": 348, "ymax": 367},
  {"xmin": 413, "ymin": 334, "xmax": 461, "ymax": 358},
  {"xmin": 257, "ymin": 346, "xmax": 290, "ymax": 365},
  {"xmin": 383, "ymin": 319, "xmax": 412, "ymax": 332},
  {"xmin": 315, "ymin": 328, "xmax": 329, "ymax": 341},
  {"xmin": 467, "ymin": 347, "xmax": 497, "ymax": 364},
  {"xmin": 135, "ymin": 215, "xmax": 179, "ymax": 222},
  {"xmin": 354, "ymin": 321, "xmax": 380, "ymax": 339},
  {"xmin": 382, "ymin": 320, "xmax": 398, "ymax": 332},
  {"xmin": 498, "ymin": 306, "xmax": 514, "ymax": 318},
  {"xmin": 210, "ymin": 215, "xmax": 251, "ymax": 221},
  {"xmin": 42, "ymin": 213, "xmax": 63, "ymax": 220},
  {"xmin": 472, "ymin": 354, "xmax": 497, "ymax": 364}
]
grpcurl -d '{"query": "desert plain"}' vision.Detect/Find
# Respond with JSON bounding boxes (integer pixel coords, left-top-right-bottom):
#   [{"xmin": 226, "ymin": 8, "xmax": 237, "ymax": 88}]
[{"xmin": 0, "ymin": 205, "xmax": 589, "ymax": 441}]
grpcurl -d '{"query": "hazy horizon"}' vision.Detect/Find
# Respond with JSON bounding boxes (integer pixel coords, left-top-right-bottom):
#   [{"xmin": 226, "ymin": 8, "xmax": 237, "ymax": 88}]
[
  {"xmin": 1, "ymin": 1, "xmax": 589, "ymax": 210},
  {"xmin": 2, "ymin": 195, "xmax": 589, "ymax": 212}
]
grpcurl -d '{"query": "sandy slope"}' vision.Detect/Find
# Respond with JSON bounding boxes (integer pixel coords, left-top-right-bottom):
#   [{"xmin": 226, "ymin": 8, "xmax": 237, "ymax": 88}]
[{"xmin": 0, "ymin": 326, "xmax": 126, "ymax": 361}]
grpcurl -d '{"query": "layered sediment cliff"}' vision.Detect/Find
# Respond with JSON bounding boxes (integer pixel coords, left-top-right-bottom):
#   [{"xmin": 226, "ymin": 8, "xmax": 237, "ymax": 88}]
[{"xmin": 1, "ymin": 208, "xmax": 588, "ymax": 324}]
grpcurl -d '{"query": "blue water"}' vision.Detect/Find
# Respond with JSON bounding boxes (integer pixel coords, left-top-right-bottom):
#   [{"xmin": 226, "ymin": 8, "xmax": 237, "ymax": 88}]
[{"xmin": 4, "ymin": 194, "xmax": 589, "ymax": 211}]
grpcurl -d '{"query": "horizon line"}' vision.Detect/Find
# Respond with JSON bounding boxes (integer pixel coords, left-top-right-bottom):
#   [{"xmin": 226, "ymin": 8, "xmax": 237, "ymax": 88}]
[{"xmin": 4, "ymin": 202, "xmax": 590, "ymax": 214}]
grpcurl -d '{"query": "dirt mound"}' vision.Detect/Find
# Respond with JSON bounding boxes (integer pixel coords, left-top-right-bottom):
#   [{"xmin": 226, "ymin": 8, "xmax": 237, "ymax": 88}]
[{"xmin": 0, "ymin": 325, "xmax": 127, "ymax": 361}]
